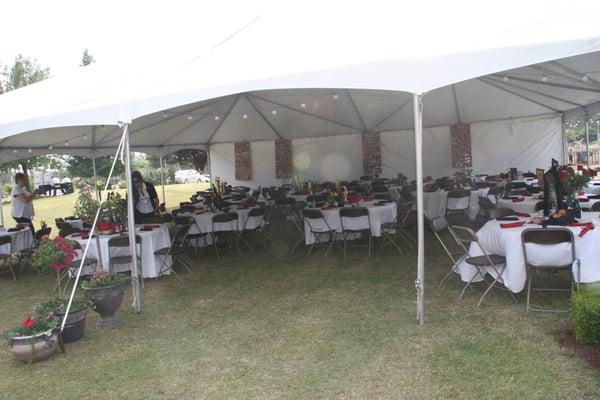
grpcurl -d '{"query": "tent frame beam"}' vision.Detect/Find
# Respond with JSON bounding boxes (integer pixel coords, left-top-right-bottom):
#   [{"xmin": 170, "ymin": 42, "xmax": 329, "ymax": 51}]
[
  {"xmin": 248, "ymin": 93, "xmax": 362, "ymax": 132},
  {"xmin": 206, "ymin": 95, "xmax": 241, "ymax": 144},
  {"xmin": 549, "ymin": 61, "xmax": 600, "ymax": 88},
  {"xmin": 452, "ymin": 84, "xmax": 462, "ymax": 123},
  {"xmin": 478, "ymin": 78, "xmax": 559, "ymax": 112},
  {"xmin": 346, "ymin": 89, "xmax": 368, "ymax": 132},
  {"xmin": 494, "ymin": 74, "xmax": 600, "ymax": 94},
  {"xmin": 369, "ymin": 97, "xmax": 413, "ymax": 132},
  {"xmin": 244, "ymin": 94, "xmax": 285, "ymax": 140},
  {"xmin": 485, "ymin": 77, "xmax": 584, "ymax": 108}
]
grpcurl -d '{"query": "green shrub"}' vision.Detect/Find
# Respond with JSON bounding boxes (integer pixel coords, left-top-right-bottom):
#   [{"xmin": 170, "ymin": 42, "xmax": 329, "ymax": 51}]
[{"xmin": 571, "ymin": 286, "xmax": 600, "ymax": 344}]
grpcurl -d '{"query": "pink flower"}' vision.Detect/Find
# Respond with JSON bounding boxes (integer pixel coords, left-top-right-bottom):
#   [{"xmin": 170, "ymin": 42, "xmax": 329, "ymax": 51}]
[
  {"xmin": 46, "ymin": 312, "xmax": 55, "ymax": 320},
  {"xmin": 51, "ymin": 262, "xmax": 65, "ymax": 271},
  {"xmin": 22, "ymin": 316, "xmax": 35, "ymax": 329}
]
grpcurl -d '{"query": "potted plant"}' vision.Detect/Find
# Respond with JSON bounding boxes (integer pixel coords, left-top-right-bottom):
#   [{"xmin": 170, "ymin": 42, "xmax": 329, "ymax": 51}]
[
  {"xmin": 3, "ymin": 314, "xmax": 59, "ymax": 363},
  {"xmin": 29, "ymin": 236, "xmax": 89, "ymax": 342},
  {"xmin": 33, "ymin": 295, "xmax": 90, "ymax": 344},
  {"xmin": 73, "ymin": 190, "xmax": 100, "ymax": 224},
  {"xmin": 82, "ymin": 271, "xmax": 128, "ymax": 329}
]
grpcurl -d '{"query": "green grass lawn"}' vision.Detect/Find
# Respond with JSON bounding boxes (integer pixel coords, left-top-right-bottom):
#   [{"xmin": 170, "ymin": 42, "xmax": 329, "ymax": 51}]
[
  {"xmin": 0, "ymin": 183, "xmax": 208, "ymax": 230},
  {"xmin": 0, "ymin": 197, "xmax": 599, "ymax": 399}
]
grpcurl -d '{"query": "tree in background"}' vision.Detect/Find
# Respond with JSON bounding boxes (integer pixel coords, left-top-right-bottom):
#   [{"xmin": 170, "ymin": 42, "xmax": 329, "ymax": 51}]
[
  {"xmin": 0, "ymin": 55, "xmax": 52, "ymax": 176},
  {"xmin": 2, "ymin": 54, "xmax": 50, "ymax": 92},
  {"xmin": 80, "ymin": 49, "xmax": 95, "ymax": 67},
  {"xmin": 66, "ymin": 155, "xmax": 124, "ymax": 178}
]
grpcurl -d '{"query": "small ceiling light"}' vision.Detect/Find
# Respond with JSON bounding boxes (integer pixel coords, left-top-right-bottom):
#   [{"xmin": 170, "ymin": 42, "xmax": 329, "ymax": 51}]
[
  {"xmin": 300, "ymin": 103, "xmax": 306, "ymax": 108},
  {"xmin": 163, "ymin": 112, "xmax": 168, "ymax": 119},
  {"xmin": 242, "ymin": 114, "xmax": 248, "ymax": 119},
  {"xmin": 65, "ymin": 140, "xmax": 69, "ymax": 147},
  {"xmin": 187, "ymin": 115, "xmax": 193, "ymax": 121},
  {"xmin": 333, "ymin": 93, "xmax": 339, "ymax": 99},
  {"xmin": 83, "ymin": 134, "xmax": 87, "ymax": 140},
  {"xmin": 27, "ymin": 148, "xmax": 32, "ymax": 153},
  {"xmin": 214, "ymin": 116, "xmax": 220, "ymax": 121},
  {"xmin": 502, "ymin": 75, "xmax": 509, "ymax": 82},
  {"xmin": 48, "ymin": 145, "xmax": 53, "ymax": 150},
  {"xmin": 271, "ymin": 110, "xmax": 277, "ymax": 115},
  {"xmin": 541, "ymin": 75, "xmax": 548, "ymax": 82},
  {"xmin": 582, "ymin": 75, "xmax": 589, "ymax": 82},
  {"xmin": 12, "ymin": 149, "xmax": 17, "ymax": 154}
]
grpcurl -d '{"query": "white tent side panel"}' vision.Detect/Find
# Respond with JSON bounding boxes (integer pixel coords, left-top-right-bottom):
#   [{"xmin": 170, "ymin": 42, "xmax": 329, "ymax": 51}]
[
  {"xmin": 381, "ymin": 126, "xmax": 454, "ymax": 180},
  {"xmin": 291, "ymin": 135, "xmax": 363, "ymax": 182},
  {"xmin": 471, "ymin": 114, "xmax": 563, "ymax": 174},
  {"xmin": 209, "ymin": 141, "xmax": 279, "ymax": 188}
]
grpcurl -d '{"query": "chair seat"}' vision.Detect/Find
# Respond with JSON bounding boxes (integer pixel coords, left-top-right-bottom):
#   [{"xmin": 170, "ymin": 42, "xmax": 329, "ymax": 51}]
[
  {"xmin": 0, "ymin": 253, "xmax": 11, "ymax": 260},
  {"xmin": 68, "ymin": 258, "xmax": 97, "ymax": 269},
  {"xmin": 465, "ymin": 254, "xmax": 505, "ymax": 266},
  {"xmin": 154, "ymin": 247, "xmax": 186, "ymax": 256}
]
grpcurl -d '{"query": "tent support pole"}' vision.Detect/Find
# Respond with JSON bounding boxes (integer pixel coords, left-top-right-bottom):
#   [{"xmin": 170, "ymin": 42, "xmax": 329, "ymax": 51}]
[
  {"xmin": 123, "ymin": 123, "xmax": 142, "ymax": 313},
  {"xmin": 159, "ymin": 147, "xmax": 166, "ymax": 204},
  {"xmin": 0, "ymin": 177, "xmax": 4, "ymax": 227},
  {"xmin": 413, "ymin": 93, "xmax": 425, "ymax": 325},
  {"xmin": 92, "ymin": 128, "xmax": 100, "ymax": 202},
  {"xmin": 206, "ymin": 144, "xmax": 212, "ymax": 184},
  {"xmin": 585, "ymin": 112, "xmax": 590, "ymax": 168},
  {"xmin": 561, "ymin": 113, "xmax": 568, "ymax": 164}
]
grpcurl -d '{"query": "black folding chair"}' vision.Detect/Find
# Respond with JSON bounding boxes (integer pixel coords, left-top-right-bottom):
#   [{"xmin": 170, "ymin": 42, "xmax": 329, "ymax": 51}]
[
  {"xmin": 107, "ymin": 235, "xmax": 143, "ymax": 286},
  {"xmin": 302, "ymin": 209, "xmax": 338, "ymax": 257},
  {"xmin": 521, "ymin": 228, "xmax": 580, "ymax": 313},
  {"xmin": 427, "ymin": 217, "xmax": 467, "ymax": 288},
  {"xmin": 239, "ymin": 207, "xmax": 271, "ymax": 252},
  {"xmin": 154, "ymin": 217, "xmax": 197, "ymax": 280},
  {"xmin": 379, "ymin": 201, "xmax": 416, "ymax": 254},
  {"xmin": 211, "ymin": 212, "xmax": 241, "ymax": 259},
  {"xmin": 0, "ymin": 236, "xmax": 15, "ymax": 280},
  {"xmin": 339, "ymin": 207, "xmax": 372, "ymax": 258}
]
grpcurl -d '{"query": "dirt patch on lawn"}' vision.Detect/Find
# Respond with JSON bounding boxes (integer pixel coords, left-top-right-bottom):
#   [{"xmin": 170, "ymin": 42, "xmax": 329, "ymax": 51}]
[{"xmin": 561, "ymin": 323, "xmax": 600, "ymax": 372}]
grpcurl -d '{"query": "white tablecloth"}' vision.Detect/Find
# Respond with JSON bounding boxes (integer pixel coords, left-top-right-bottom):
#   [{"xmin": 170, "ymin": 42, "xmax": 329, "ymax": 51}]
[
  {"xmin": 497, "ymin": 193, "xmax": 600, "ymax": 215},
  {"xmin": 455, "ymin": 212, "xmax": 600, "ymax": 293},
  {"xmin": 0, "ymin": 228, "xmax": 33, "ymax": 253},
  {"xmin": 187, "ymin": 205, "xmax": 261, "ymax": 235},
  {"xmin": 69, "ymin": 225, "xmax": 172, "ymax": 278},
  {"xmin": 422, "ymin": 191, "xmax": 448, "ymax": 219},
  {"xmin": 467, "ymin": 188, "xmax": 490, "ymax": 220},
  {"xmin": 585, "ymin": 182, "xmax": 600, "ymax": 195},
  {"xmin": 304, "ymin": 201, "xmax": 397, "ymax": 244}
]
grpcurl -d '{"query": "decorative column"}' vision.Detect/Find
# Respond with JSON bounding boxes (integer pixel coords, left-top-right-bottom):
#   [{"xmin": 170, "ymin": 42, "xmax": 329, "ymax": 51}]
[
  {"xmin": 234, "ymin": 141, "xmax": 252, "ymax": 180},
  {"xmin": 450, "ymin": 123, "xmax": 472, "ymax": 168},
  {"xmin": 361, "ymin": 132, "xmax": 382, "ymax": 175},
  {"xmin": 275, "ymin": 139, "xmax": 292, "ymax": 179}
]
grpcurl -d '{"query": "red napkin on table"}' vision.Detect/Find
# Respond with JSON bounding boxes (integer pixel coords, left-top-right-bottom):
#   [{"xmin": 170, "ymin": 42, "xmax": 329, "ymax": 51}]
[
  {"xmin": 144, "ymin": 224, "xmax": 160, "ymax": 228},
  {"xmin": 579, "ymin": 191, "xmax": 585, "ymax": 196},
  {"xmin": 512, "ymin": 197, "xmax": 525, "ymax": 203},
  {"xmin": 522, "ymin": 191, "xmax": 532, "ymax": 197},
  {"xmin": 500, "ymin": 221, "xmax": 526, "ymax": 228},
  {"xmin": 195, "ymin": 210, "xmax": 205, "ymax": 214},
  {"xmin": 579, "ymin": 198, "xmax": 590, "ymax": 202},
  {"xmin": 70, "ymin": 232, "xmax": 87, "ymax": 237},
  {"xmin": 569, "ymin": 221, "xmax": 595, "ymax": 237},
  {"xmin": 513, "ymin": 212, "xmax": 530, "ymax": 217}
]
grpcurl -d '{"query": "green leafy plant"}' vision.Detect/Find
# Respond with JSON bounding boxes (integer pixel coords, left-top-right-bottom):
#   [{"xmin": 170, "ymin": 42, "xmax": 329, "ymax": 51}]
[
  {"xmin": 74, "ymin": 190, "xmax": 100, "ymax": 223},
  {"xmin": 3, "ymin": 313, "xmax": 59, "ymax": 341},
  {"xmin": 33, "ymin": 294, "xmax": 90, "ymax": 315},
  {"xmin": 571, "ymin": 285, "xmax": 600, "ymax": 344},
  {"xmin": 101, "ymin": 191, "xmax": 126, "ymax": 223},
  {"xmin": 81, "ymin": 271, "xmax": 128, "ymax": 289},
  {"xmin": 558, "ymin": 166, "xmax": 591, "ymax": 195}
]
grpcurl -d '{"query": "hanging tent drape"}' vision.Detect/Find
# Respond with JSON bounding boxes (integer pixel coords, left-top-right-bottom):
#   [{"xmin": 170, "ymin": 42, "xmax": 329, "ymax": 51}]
[{"xmin": 1, "ymin": 1, "xmax": 600, "ymax": 322}]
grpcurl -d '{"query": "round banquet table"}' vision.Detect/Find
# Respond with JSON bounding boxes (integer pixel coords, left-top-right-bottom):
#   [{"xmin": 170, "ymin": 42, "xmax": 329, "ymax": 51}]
[
  {"xmin": 304, "ymin": 201, "xmax": 397, "ymax": 244},
  {"xmin": 467, "ymin": 188, "xmax": 490, "ymax": 220},
  {"xmin": 186, "ymin": 205, "xmax": 263, "ymax": 247},
  {"xmin": 455, "ymin": 212, "xmax": 600, "ymax": 293},
  {"xmin": 68, "ymin": 224, "xmax": 172, "ymax": 278},
  {"xmin": 0, "ymin": 227, "xmax": 33, "ymax": 253},
  {"xmin": 497, "ymin": 193, "xmax": 600, "ymax": 215}
]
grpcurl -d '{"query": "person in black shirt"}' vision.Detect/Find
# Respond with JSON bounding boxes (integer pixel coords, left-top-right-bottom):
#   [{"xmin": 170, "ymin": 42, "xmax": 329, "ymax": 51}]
[{"xmin": 131, "ymin": 171, "xmax": 159, "ymax": 223}]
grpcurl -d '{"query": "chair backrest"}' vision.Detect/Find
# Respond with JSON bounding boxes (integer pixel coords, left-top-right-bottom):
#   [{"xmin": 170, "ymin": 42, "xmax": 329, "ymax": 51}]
[
  {"xmin": 55, "ymin": 217, "xmax": 65, "ymax": 224},
  {"xmin": 450, "ymin": 225, "xmax": 478, "ymax": 246},
  {"xmin": 428, "ymin": 217, "xmax": 465, "ymax": 263},
  {"xmin": 0, "ymin": 235, "xmax": 12, "ymax": 248},
  {"xmin": 212, "ymin": 212, "xmax": 238, "ymax": 223},
  {"xmin": 275, "ymin": 197, "xmax": 296, "ymax": 206},
  {"xmin": 302, "ymin": 208, "xmax": 325, "ymax": 220},
  {"xmin": 427, "ymin": 216, "xmax": 449, "ymax": 233},
  {"xmin": 521, "ymin": 228, "xmax": 575, "ymax": 268},
  {"xmin": 34, "ymin": 227, "xmax": 52, "ymax": 241},
  {"xmin": 534, "ymin": 200, "xmax": 544, "ymax": 212},
  {"xmin": 108, "ymin": 234, "xmax": 142, "ymax": 247},
  {"xmin": 59, "ymin": 225, "xmax": 81, "ymax": 238},
  {"xmin": 447, "ymin": 189, "xmax": 470, "ymax": 199},
  {"xmin": 292, "ymin": 201, "xmax": 307, "ymax": 212},
  {"xmin": 397, "ymin": 201, "xmax": 414, "ymax": 224},
  {"xmin": 180, "ymin": 205, "xmax": 195, "ymax": 213},
  {"xmin": 592, "ymin": 202, "xmax": 600, "ymax": 211},
  {"xmin": 339, "ymin": 207, "xmax": 369, "ymax": 218},
  {"xmin": 506, "ymin": 181, "xmax": 527, "ymax": 191},
  {"xmin": 488, "ymin": 208, "xmax": 514, "ymax": 219}
]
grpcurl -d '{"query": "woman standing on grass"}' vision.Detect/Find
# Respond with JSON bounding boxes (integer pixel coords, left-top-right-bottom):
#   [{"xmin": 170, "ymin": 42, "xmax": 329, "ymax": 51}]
[
  {"xmin": 131, "ymin": 171, "xmax": 159, "ymax": 223},
  {"xmin": 11, "ymin": 172, "xmax": 35, "ymax": 233}
]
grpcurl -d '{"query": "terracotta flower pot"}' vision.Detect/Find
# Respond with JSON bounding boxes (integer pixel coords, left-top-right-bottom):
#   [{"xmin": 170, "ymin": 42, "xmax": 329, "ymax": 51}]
[
  {"xmin": 82, "ymin": 284, "xmax": 124, "ymax": 329},
  {"xmin": 9, "ymin": 330, "xmax": 58, "ymax": 363}
]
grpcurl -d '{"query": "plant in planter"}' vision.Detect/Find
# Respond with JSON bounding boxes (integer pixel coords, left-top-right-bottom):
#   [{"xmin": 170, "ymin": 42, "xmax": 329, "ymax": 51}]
[
  {"xmin": 31, "ymin": 236, "xmax": 78, "ymax": 298},
  {"xmin": 82, "ymin": 271, "xmax": 128, "ymax": 329},
  {"xmin": 73, "ymin": 190, "xmax": 100, "ymax": 224},
  {"xmin": 3, "ymin": 313, "xmax": 59, "ymax": 363},
  {"xmin": 33, "ymin": 295, "xmax": 91, "ymax": 344}
]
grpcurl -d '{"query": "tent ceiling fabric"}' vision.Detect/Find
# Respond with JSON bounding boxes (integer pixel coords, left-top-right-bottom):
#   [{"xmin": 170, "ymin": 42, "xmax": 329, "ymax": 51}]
[{"xmin": 1, "ymin": 2, "xmax": 600, "ymax": 158}]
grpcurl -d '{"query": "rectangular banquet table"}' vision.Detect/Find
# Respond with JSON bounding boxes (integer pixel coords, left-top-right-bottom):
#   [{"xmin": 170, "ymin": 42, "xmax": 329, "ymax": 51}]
[
  {"xmin": 0, "ymin": 227, "xmax": 33, "ymax": 253},
  {"xmin": 68, "ymin": 224, "xmax": 172, "ymax": 278},
  {"xmin": 455, "ymin": 212, "xmax": 600, "ymax": 293},
  {"xmin": 303, "ymin": 201, "xmax": 397, "ymax": 244}
]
